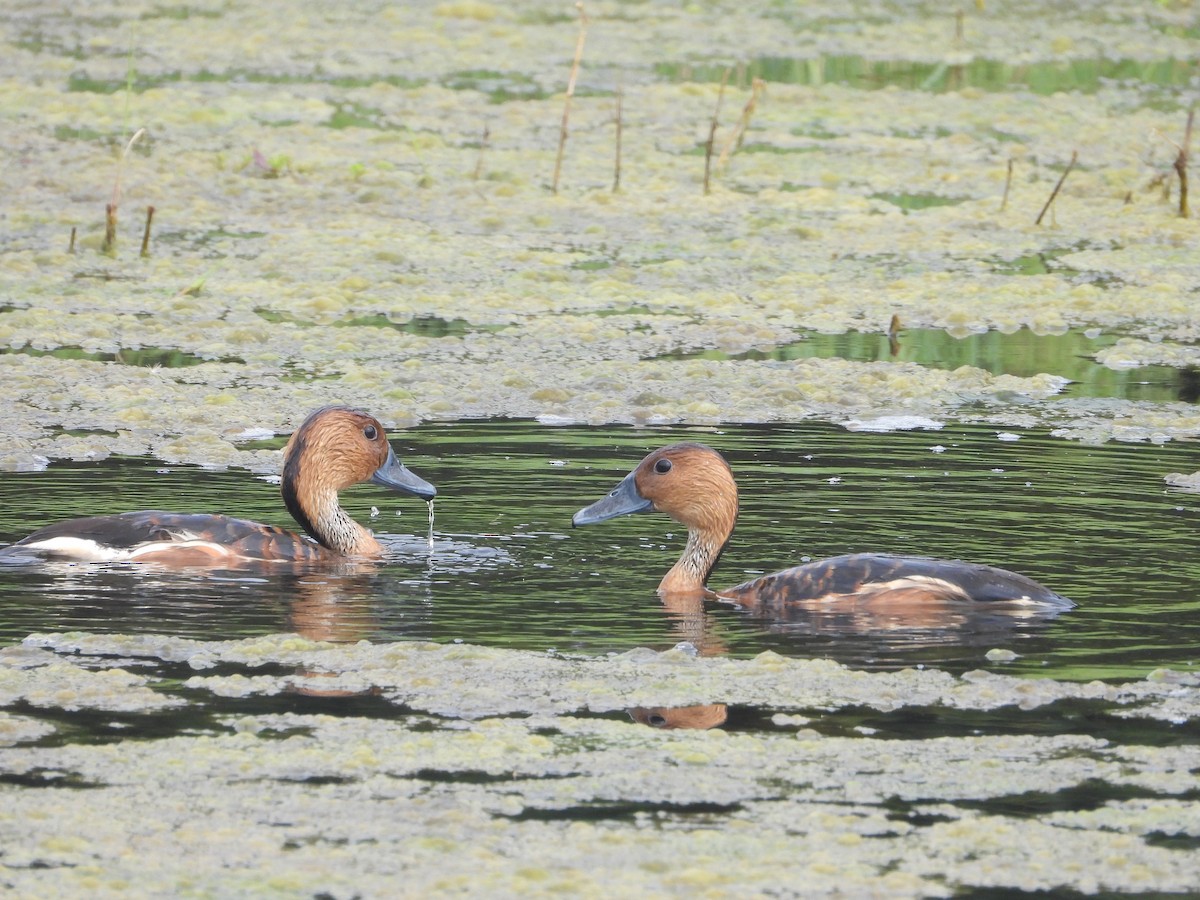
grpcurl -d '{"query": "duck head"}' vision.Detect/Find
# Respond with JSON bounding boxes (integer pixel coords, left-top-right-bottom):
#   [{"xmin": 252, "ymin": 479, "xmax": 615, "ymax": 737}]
[
  {"xmin": 282, "ymin": 406, "xmax": 435, "ymax": 555},
  {"xmin": 572, "ymin": 442, "xmax": 739, "ymax": 593},
  {"xmin": 284, "ymin": 406, "xmax": 436, "ymax": 499},
  {"xmin": 573, "ymin": 443, "xmax": 737, "ymax": 529}
]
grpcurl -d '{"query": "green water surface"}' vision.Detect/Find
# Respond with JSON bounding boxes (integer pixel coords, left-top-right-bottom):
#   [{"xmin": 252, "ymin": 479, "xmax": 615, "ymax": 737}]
[{"xmin": 1, "ymin": 419, "xmax": 1196, "ymax": 681}]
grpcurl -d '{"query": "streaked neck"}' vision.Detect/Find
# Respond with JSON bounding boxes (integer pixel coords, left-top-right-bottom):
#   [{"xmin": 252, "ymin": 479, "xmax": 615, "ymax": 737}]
[
  {"xmin": 296, "ymin": 486, "xmax": 381, "ymax": 557},
  {"xmin": 658, "ymin": 527, "xmax": 724, "ymax": 594}
]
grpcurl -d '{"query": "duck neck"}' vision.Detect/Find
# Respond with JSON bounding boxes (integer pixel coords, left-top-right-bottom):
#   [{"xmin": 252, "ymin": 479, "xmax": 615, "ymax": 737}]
[
  {"xmin": 284, "ymin": 479, "xmax": 381, "ymax": 558},
  {"xmin": 310, "ymin": 493, "xmax": 382, "ymax": 556},
  {"xmin": 658, "ymin": 524, "xmax": 729, "ymax": 594},
  {"xmin": 657, "ymin": 469, "xmax": 738, "ymax": 595}
]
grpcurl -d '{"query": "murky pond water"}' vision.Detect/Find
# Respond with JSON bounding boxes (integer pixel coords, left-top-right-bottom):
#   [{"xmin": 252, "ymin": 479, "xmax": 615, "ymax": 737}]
[
  {"xmin": 668, "ymin": 325, "xmax": 1200, "ymax": 404},
  {"xmin": 658, "ymin": 53, "xmax": 1200, "ymax": 99},
  {"xmin": 3, "ymin": 420, "xmax": 1200, "ymax": 897},
  {"xmin": 3, "ymin": 419, "xmax": 1197, "ymax": 680}
]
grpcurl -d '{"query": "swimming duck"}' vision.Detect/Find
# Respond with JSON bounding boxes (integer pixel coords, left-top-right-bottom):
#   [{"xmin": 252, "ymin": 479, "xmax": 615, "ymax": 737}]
[
  {"xmin": 0, "ymin": 406, "xmax": 436, "ymax": 565},
  {"xmin": 572, "ymin": 442, "xmax": 1073, "ymax": 611}
]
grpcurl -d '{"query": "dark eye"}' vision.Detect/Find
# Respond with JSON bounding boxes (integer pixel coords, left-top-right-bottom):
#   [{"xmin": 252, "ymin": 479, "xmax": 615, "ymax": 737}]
[
  {"xmin": 363, "ymin": 424, "xmax": 378, "ymax": 440},
  {"xmin": 654, "ymin": 458, "xmax": 672, "ymax": 474}
]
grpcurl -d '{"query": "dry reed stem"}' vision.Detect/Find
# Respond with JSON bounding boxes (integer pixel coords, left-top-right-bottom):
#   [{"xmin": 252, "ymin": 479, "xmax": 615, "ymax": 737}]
[
  {"xmin": 551, "ymin": 3, "xmax": 588, "ymax": 195},
  {"xmin": 1035, "ymin": 150, "xmax": 1076, "ymax": 225},
  {"xmin": 1175, "ymin": 108, "xmax": 1194, "ymax": 218},
  {"xmin": 103, "ymin": 204, "xmax": 117, "ymax": 255},
  {"xmin": 718, "ymin": 77, "xmax": 765, "ymax": 168},
  {"xmin": 473, "ymin": 125, "xmax": 489, "ymax": 181},
  {"xmin": 703, "ymin": 68, "xmax": 731, "ymax": 195},
  {"xmin": 887, "ymin": 313, "xmax": 902, "ymax": 356},
  {"xmin": 1000, "ymin": 158, "xmax": 1014, "ymax": 212},
  {"xmin": 140, "ymin": 205, "xmax": 155, "ymax": 257},
  {"xmin": 102, "ymin": 127, "xmax": 147, "ymax": 255}
]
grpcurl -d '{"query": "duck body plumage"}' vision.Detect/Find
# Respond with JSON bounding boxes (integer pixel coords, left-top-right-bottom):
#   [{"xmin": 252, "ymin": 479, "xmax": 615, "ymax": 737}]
[
  {"xmin": 721, "ymin": 552, "xmax": 1072, "ymax": 610},
  {"xmin": 0, "ymin": 406, "xmax": 436, "ymax": 567},
  {"xmin": 4, "ymin": 511, "xmax": 329, "ymax": 565},
  {"xmin": 573, "ymin": 441, "xmax": 1073, "ymax": 612}
]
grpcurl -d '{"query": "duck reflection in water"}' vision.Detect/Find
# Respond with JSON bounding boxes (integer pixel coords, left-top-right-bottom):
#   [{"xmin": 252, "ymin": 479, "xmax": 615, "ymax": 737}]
[
  {"xmin": 573, "ymin": 442, "xmax": 1074, "ymax": 653},
  {"xmin": 285, "ymin": 571, "xmax": 389, "ymax": 698},
  {"xmin": 629, "ymin": 704, "xmax": 729, "ymax": 730}
]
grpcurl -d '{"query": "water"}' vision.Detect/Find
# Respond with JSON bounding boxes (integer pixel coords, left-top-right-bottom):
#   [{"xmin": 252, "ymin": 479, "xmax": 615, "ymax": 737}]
[
  {"xmin": 1, "ymin": 419, "xmax": 1197, "ymax": 680},
  {"xmin": 656, "ymin": 54, "xmax": 1199, "ymax": 99},
  {"xmin": 662, "ymin": 326, "xmax": 1200, "ymax": 405}
]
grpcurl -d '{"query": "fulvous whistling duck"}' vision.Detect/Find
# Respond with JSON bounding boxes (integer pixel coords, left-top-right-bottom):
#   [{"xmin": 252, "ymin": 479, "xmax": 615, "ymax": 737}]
[
  {"xmin": 572, "ymin": 442, "xmax": 1073, "ymax": 611},
  {"xmin": 0, "ymin": 406, "xmax": 436, "ymax": 565}
]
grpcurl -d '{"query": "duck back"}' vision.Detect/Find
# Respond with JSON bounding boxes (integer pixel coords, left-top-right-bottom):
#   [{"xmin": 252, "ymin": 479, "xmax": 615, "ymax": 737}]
[{"xmin": 721, "ymin": 553, "xmax": 1073, "ymax": 611}]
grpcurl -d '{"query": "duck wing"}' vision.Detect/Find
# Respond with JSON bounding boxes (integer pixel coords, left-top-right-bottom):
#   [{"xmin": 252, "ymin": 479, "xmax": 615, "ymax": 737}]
[
  {"xmin": 3, "ymin": 511, "xmax": 323, "ymax": 564},
  {"xmin": 721, "ymin": 553, "xmax": 1073, "ymax": 610}
]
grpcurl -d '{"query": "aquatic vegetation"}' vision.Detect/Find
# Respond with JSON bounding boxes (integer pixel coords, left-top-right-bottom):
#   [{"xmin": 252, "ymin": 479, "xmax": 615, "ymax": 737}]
[
  {"xmin": 2, "ymin": 1, "xmax": 1200, "ymax": 468},
  {"xmin": 3, "ymin": 0, "xmax": 1200, "ymax": 893},
  {"xmin": 0, "ymin": 633, "xmax": 1196, "ymax": 895}
]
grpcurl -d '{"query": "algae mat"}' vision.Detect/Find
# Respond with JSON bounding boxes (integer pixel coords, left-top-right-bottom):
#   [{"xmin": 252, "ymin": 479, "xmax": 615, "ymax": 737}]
[
  {"xmin": 2, "ymin": 0, "xmax": 1200, "ymax": 471},
  {"xmin": 2, "ymin": 0, "xmax": 1200, "ymax": 896},
  {"xmin": 1, "ymin": 634, "xmax": 1199, "ymax": 897}
]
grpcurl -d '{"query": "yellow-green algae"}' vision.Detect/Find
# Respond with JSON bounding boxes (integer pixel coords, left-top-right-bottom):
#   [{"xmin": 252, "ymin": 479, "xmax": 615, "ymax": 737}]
[
  {"xmin": 4, "ymin": 1, "xmax": 1200, "ymax": 895},
  {"xmin": 1, "ymin": 633, "xmax": 1198, "ymax": 896},
  {"xmin": 3, "ymin": 1, "xmax": 1200, "ymax": 472},
  {"xmin": 20, "ymin": 632, "xmax": 1200, "ymax": 723}
]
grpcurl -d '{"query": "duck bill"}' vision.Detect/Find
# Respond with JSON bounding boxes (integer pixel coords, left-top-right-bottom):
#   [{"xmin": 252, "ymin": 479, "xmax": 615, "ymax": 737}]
[
  {"xmin": 370, "ymin": 447, "xmax": 437, "ymax": 500},
  {"xmin": 572, "ymin": 472, "xmax": 652, "ymax": 526}
]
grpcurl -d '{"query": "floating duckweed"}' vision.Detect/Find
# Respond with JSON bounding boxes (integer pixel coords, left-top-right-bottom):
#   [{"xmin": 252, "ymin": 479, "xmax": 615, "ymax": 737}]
[
  {"xmin": 0, "ymin": 712, "xmax": 56, "ymax": 745},
  {"xmin": 4, "ymin": 643, "xmax": 1193, "ymax": 897}
]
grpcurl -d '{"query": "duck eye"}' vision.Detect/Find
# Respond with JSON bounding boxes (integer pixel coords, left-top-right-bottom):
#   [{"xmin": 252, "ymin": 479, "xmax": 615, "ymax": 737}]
[
  {"xmin": 363, "ymin": 425, "xmax": 378, "ymax": 440},
  {"xmin": 654, "ymin": 458, "xmax": 672, "ymax": 474}
]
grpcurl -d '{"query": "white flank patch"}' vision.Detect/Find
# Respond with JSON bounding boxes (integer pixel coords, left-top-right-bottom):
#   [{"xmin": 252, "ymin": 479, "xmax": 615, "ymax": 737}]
[
  {"xmin": 19, "ymin": 536, "xmax": 232, "ymax": 563},
  {"xmin": 20, "ymin": 537, "xmax": 129, "ymax": 562}
]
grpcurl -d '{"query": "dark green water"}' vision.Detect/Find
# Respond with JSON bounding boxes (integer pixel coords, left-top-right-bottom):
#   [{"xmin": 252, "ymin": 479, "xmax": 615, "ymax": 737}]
[
  {"xmin": 664, "ymin": 327, "xmax": 1200, "ymax": 404},
  {"xmin": 656, "ymin": 54, "xmax": 1198, "ymax": 100},
  {"xmin": 1, "ymin": 420, "xmax": 1197, "ymax": 680}
]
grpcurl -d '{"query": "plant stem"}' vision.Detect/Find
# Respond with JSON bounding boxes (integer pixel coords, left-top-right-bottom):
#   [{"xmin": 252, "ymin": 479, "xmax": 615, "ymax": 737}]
[
  {"xmin": 1175, "ymin": 108, "xmax": 1194, "ymax": 218},
  {"xmin": 887, "ymin": 314, "xmax": 902, "ymax": 356},
  {"xmin": 472, "ymin": 125, "xmax": 489, "ymax": 181},
  {"xmin": 103, "ymin": 204, "xmax": 118, "ymax": 256},
  {"xmin": 552, "ymin": 3, "xmax": 588, "ymax": 194},
  {"xmin": 1000, "ymin": 158, "xmax": 1014, "ymax": 212},
  {"xmin": 140, "ymin": 205, "xmax": 155, "ymax": 257},
  {"xmin": 1035, "ymin": 150, "xmax": 1076, "ymax": 225},
  {"xmin": 703, "ymin": 68, "xmax": 731, "ymax": 195},
  {"xmin": 719, "ymin": 77, "xmax": 765, "ymax": 168},
  {"xmin": 103, "ymin": 127, "xmax": 147, "ymax": 255}
]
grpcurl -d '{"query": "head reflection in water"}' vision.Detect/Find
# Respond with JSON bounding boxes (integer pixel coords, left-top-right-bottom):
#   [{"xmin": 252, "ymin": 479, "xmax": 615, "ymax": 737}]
[{"xmin": 628, "ymin": 704, "xmax": 729, "ymax": 730}]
